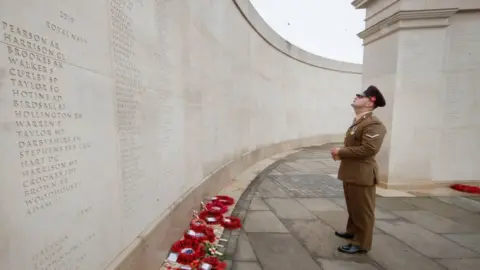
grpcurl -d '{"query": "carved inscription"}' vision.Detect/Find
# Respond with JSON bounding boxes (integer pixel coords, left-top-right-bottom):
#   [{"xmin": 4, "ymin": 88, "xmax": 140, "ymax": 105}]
[
  {"xmin": 30, "ymin": 232, "xmax": 95, "ymax": 270},
  {"xmin": 1, "ymin": 21, "xmax": 91, "ymax": 216},
  {"xmin": 110, "ymin": 0, "xmax": 145, "ymax": 217}
]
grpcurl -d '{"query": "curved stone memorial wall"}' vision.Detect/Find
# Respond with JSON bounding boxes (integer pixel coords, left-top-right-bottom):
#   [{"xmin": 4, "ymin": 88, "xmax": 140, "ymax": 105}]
[{"xmin": 0, "ymin": 0, "xmax": 361, "ymax": 269}]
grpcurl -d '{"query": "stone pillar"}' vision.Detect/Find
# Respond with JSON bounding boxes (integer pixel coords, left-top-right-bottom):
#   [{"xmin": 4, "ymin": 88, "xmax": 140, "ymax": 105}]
[{"xmin": 353, "ymin": 0, "xmax": 480, "ymax": 189}]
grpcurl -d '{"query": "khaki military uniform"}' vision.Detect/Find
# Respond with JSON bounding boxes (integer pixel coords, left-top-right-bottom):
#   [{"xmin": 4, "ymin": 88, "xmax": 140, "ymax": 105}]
[{"xmin": 337, "ymin": 111, "xmax": 387, "ymax": 250}]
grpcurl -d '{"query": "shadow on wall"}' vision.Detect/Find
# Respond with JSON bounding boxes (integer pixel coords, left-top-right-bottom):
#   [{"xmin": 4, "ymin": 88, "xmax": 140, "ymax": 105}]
[{"xmin": 0, "ymin": 0, "xmax": 362, "ymax": 270}]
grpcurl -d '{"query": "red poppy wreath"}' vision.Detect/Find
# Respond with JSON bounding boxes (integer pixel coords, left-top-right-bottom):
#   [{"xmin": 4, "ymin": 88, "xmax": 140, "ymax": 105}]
[
  {"xmin": 199, "ymin": 210, "xmax": 223, "ymax": 225},
  {"xmin": 183, "ymin": 225, "xmax": 216, "ymax": 243},
  {"xmin": 220, "ymin": 216, "xmax": 242, "ymax": 230},
  {"xmin": 190, "ymin": 218, "xmax": 208, "ymax": 231},
  {"xmin": 199, "ymin": 256, "xmax": 227, "ymax": 270},
  {"xmin": 170, "ymin": 239, "xmax": 205, "ymax": 265},
  {"xmin": 211, "ymin": 195, "xmax": 235, "ymax": 206},
  {"xmin": 205, "ymin": 202, "xmax": 228, "ymax": 215},
  {"xmin": 450, "ymin": 184, "xmax": 480, "ymax": 194}
]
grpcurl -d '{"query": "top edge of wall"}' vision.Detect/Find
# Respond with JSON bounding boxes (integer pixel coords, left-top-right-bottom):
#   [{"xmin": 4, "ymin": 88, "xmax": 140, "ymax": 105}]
[{"xmin": 233, "ymin": 0, "xmax": 363, "ymax": 74}]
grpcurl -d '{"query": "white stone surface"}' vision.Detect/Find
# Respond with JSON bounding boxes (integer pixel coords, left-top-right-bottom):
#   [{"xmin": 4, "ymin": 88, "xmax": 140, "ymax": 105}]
[
  {"xmin": 0, "ymin": 0, "xmax": 361, "ymax": 269},
  {"xmin": 355, "ymin": 0, "xmax": 480, "ymax": 186}
]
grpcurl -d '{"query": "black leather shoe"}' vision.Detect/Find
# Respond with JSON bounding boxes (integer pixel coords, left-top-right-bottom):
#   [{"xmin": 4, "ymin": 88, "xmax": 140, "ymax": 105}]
[
  {"xmin": 334, "ymin": 231, "xmax": 354, "ymax": 239},
  {"xmin": 337, "ymin": 244, "xmax": 367, "ymax": 254}
]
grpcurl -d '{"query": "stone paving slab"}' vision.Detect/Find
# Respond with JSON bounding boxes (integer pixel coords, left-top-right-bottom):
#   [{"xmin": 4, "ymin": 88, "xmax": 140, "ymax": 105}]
[
  {"xmin": 296, "ymin": 198, "xmax": 344, "ymax": 212},
  {"xmin": 249, "ymin": 198, "xmax": 270, "ymax": 210},
  {"xmin": 314, "ymin": 210, "xmax": 384, "ymax": 235},
  {"xmin": 284, "ymin": 161, "xmax": 315, "ymax": 172},
  {"xmin": 232, "ymin": 261, "xmax": 262, "ymax": 270},
  {"xmin": 268, "ymin": 169, "xmax": 283, "ymax": 176},
  {"xmin": 256, "ymin": 178, "xmax": 289, "ymax": 198},
  {"xmin": 223, "ymin": 147, "xmax": 480, "ymax": 270},
  {"xmin": 375, "ymin": 207, "xmax": 397, "ymax": 219},
  {"xmin": 316, "ymin": 259, "xmax": 379, "ymax": 270},
  {"xmin": 270, "ymin": 174, "xmax": 344, "ymax": 197},
  {"xmin": 403, "ymin": 197, "xmax": 474, "ymax": 218},
  {"xmin": 375, "ymin": 219, "xmax": 479, "ymax": 258},
  {"xmin": 435, "ymin": 258, "xmax": 480, "ymax": 270},
  {"xmin": 375, "ymin": 197, "xmax": 419, "ymax": 211},
  {"xmin": 313, "ymin": 210, "xmax": 348, "ymax": 232},
  {"xmin": 282, "ymin": 219, "xmax": 347, "ymax": 259},
  {"xmin": 454, "ymin": 213, "xmax": 480, "ymax": 229},
  {"xmin": 436, "ymin": 196, "xmax": 480, "ymax": 213},
  {"xmin": 264, "ymin": 198, "xmax": 317, "ymax": 219},
  {"xmin": 441, "ymin": 233, "xmax": 480, "ymax": 253},
  {"xmin": 243, "ymin": 211, "xmax": 289, "ymax": 233},
  {"xmin": 328, "ymin": 198, "xmax": 347, "ymax": 209},
  {"xmin": 234, "ymin": 232, "xmax": 257, "ymax": 261},
  {"xmin": 393, "ymin": 210, "xmax": 478, "ymax": 233},
  {"xmin": 368, "ymin": 234, "xmax": 444, "ymax": 270},
  {"xmin": 274, "ymin": 164, "xmax": 299, "ymax": 174},
  {"xmin": 247, "ymin": 233, "xmax": 321, "ymax": 270}
]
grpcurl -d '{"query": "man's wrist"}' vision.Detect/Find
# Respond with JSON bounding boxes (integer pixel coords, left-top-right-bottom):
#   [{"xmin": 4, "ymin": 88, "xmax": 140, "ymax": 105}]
[{"xmin": 337, "ymin": 148, "xmax": 344, "ymax": 158}]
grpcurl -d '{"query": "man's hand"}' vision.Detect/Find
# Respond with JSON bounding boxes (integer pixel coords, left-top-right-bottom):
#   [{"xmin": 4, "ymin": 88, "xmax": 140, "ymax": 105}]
[{"xmin": 330, "ymin": 148, "xmax": 341, "ymax": 161}]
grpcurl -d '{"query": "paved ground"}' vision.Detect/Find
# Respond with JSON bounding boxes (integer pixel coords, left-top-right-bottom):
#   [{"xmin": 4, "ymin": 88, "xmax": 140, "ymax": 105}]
[{"xmin": 221, "ymin": 144, "xmax": 480, "ymax": 270}]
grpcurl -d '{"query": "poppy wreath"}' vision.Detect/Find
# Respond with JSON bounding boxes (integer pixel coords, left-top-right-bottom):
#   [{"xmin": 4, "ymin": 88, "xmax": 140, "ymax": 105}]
[
  {"xmin": 450, "ymin": 184, "xmax": 480, "ymax": 194},
  {"xmin": 170, "ymin": 239, "xmax": 205, "ymax": 265},
  {"xmin": 211, "ymin": 195, "xmax": 235, "ymax": 206},
  {"xmin": 205, "ymin": 202, "xmax": 228, "ymax": 215},
  {"xmin": 200, "ymin": 256, "xmax": 227, "ymax": 270},
  {"xmin": 199, "ymin": 210, "xmax": 223, "ymax": 225},
  {"xmin": 190, "ymin": 218, "xmax": 208, "ymax": 231},
  {"xmin": 220, "ymin": 216, "xmax": 242, "ymax": 230},
  {"xmin": 165, "ymin": 267, "xmax": 182, "ymax": 270},
  {"xmin": 183, "ymin": 225, "xmax": 216, "ymax": 243}
]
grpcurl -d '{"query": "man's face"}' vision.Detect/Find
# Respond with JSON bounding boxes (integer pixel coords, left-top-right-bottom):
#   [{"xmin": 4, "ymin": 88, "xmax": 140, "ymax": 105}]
[{"xmin": 352, "ymin": 94, "xmax": 373, "ymax": 109}]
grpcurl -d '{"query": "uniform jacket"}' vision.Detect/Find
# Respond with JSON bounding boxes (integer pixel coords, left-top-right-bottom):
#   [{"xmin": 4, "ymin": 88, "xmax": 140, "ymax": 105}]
[{"xmin": 337, "ymin": 112, "xmax": 387, "ymax": 186}]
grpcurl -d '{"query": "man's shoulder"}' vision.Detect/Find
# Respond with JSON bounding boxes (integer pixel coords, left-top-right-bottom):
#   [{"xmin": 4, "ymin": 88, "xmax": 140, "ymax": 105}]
[
  {"xmin": 370, "ymin": 115, "xmax": 385, "ymax": 125},
  {"xmin": 361, "ymin": 115, "xmax": 386, "ymax": 130}
]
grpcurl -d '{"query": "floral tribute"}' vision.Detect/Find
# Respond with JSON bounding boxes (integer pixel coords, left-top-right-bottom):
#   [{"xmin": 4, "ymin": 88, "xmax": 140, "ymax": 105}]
[
  {"xmin": 450, "ymin": 184, "xmax": 480, "ymax": 194},
  {"xmin": 211, "ymin": 195, "xmax": 235, "ymax": 206},
  {"xmin": 204, "ymin": 202, "xmax": 228, "ymax": 215},
  {"xmin": 163, "ymin": 195, "xmax": 242, "ymax": 270}
]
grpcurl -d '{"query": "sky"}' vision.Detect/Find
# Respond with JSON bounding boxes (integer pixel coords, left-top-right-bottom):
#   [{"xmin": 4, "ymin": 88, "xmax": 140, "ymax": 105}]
[{"xmin": 249, "ymin": 0, "xmax": 366, "ymax": 64}]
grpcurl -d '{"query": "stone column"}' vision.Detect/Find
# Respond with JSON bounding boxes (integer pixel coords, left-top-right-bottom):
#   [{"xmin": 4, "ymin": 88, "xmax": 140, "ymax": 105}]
[{"xmin": 353, "ymin": 0, "xmax": 480, "ymax": 189}]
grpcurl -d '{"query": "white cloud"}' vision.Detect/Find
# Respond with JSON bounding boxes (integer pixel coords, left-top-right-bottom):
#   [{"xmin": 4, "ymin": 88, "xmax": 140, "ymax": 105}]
[{"xmin": 250, "ymin": 0, "xmax": 365, "ymax": 64}]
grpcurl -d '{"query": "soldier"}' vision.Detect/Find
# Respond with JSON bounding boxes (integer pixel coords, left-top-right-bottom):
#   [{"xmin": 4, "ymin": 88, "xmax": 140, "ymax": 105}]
[{"xmin": 330, "ymin": 85, "xmax": 387, "ymax": 254}]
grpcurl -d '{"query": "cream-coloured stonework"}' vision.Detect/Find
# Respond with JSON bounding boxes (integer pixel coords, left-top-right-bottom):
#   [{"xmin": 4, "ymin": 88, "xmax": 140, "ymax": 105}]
[
  {"xmin": 354, "ymin": 0, "xmax": 480, "ymax": 188},
  {"xmin": 0, "ymin": 0, "xmax": 360, "ymax": 269}
]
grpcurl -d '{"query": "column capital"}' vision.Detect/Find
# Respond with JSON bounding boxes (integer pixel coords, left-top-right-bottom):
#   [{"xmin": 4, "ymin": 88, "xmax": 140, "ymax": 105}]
[{"xmin": 358, "ymin": 8, "xmax": 458, "ymax": 45}]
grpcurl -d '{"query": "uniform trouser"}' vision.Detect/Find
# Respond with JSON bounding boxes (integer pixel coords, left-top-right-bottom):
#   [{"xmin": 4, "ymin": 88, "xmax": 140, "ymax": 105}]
[{"xmin": 343, "ymin": 182, "xmax": 376, "ymax": 250}]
